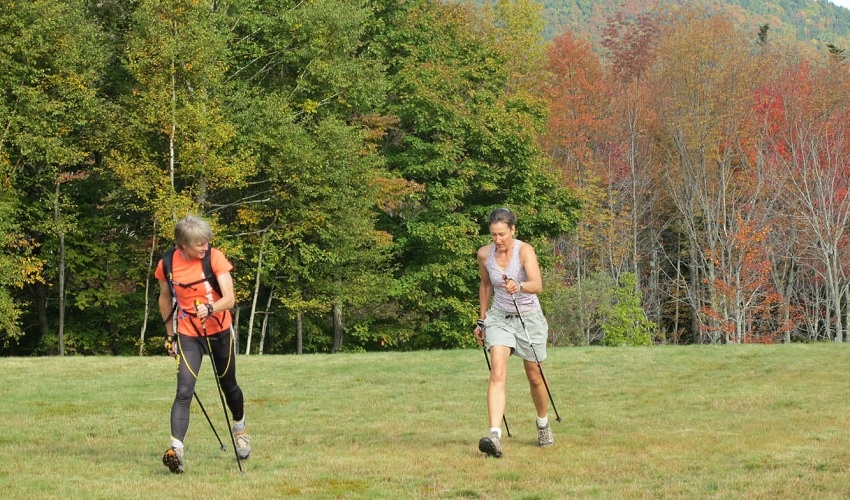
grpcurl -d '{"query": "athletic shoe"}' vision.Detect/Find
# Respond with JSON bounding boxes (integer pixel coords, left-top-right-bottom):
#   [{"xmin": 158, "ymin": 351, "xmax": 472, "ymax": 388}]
[
  {"xmin": 537, "ymin": 422, "xmax": 554, "ymax": 447},
  {"xmin": 478, "ymin": 431, "xmax": 503, "ymax": 458},
  {"xmin": 233, "ymin": 427, "xmax": 251, "ymax": 459},
  {"xmin": 162, "ymin": 447, "xmax": 184, "ymax": 474}
]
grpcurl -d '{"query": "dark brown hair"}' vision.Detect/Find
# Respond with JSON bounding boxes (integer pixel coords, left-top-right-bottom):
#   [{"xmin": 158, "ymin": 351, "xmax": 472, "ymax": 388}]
[{"xmin": 488, "ymin": 207, "xmax": 516, "ymax": 228}]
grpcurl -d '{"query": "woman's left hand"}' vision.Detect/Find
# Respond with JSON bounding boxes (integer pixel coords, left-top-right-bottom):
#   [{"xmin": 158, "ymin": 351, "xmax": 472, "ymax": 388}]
[{"xmin": 504, "ymin": 278, "xmax": 521, "ymax": 295}]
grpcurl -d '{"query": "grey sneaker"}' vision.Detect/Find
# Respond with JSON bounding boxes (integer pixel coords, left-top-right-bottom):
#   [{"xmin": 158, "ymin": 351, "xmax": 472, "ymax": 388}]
[
  {"xmin": 162, "ymin": 446, "xmax": 184, "ymax": 474},
  {"xmin": 478, "ymin": 431, "xmax": 503, "ymax": 458},
  {"xmin": 537, "ymin": 423, "xmax": 554, "ymax": 447},
  {"xmin": 233, "ymin": 427, "xmax": 251, "ymax": 459}
]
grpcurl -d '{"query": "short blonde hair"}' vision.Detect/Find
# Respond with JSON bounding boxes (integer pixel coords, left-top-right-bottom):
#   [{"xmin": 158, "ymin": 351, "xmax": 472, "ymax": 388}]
[{"xmin": 174, "ymin": 215, "xmax": 214, "ymax": 247}]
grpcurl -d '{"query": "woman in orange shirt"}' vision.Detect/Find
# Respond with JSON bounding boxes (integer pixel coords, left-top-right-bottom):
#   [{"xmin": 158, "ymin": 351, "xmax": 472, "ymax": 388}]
[{"xmin": 155, "ymin": 215, "xmax": 251, "ymax": 474}]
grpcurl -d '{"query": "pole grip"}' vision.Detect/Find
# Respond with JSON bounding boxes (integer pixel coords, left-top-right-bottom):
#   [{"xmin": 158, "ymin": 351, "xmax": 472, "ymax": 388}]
[
  {"xmin": 502, "ymin": 274, "xmax": 516, "ymax": 298},
  {"xmin": 194, "ymin": 299, "xmax": 205, "ymax": 324}
]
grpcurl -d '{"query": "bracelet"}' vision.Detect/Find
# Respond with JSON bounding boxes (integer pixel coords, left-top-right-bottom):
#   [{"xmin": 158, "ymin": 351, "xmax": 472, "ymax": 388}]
[
  {"xmin": 519, "ymin": 282, "xmax": 524, "ymax": 293},
  {"xmin": 476, "ymin": 319, "xmax": 486, "ymax": 330},
  {"xmin": 205, "ymin": 303, "xmax": 214, "ymax": 315}
]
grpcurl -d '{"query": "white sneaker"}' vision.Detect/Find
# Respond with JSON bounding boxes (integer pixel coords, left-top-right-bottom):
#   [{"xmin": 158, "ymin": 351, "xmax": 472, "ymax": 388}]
[
  {"xmin": 233, "ymin": 427, "xmax": 251, "ymax": 459},
  {"xmin": 537, "ymin": 423, "xmax": 554, "ymax": 447}
]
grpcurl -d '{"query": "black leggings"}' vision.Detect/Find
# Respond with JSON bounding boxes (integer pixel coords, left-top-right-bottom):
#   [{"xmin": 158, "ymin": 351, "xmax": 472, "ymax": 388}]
[{"xmin": 170, "ymin": 329, "xmax": 244, "ymax": 442}]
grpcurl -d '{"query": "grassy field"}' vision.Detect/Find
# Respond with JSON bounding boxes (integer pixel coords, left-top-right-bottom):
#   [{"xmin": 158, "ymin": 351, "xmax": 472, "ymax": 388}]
[{"xmin": 2, "ymin": 344, "xmax": 850, "ymax": 498}]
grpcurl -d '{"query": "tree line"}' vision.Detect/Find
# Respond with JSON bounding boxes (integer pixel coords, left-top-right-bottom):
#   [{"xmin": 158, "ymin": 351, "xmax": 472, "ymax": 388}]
[
  {"xmin": 536, "ymin": 0, "xmax": 850, "ymax": 48},
  {"xmin": 545, "ymin": 6, "xmax": 850, "ymax": 345},
  {"xmin": 0, "ymin": 0, "xmax": 576, "ymax": 355},
  {"xmin": 1, "ymin": 0, "xmax": 847, "ymax": 356}
]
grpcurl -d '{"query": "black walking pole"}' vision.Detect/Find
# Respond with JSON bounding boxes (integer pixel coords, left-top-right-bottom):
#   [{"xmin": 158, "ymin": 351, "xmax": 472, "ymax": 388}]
[
  {"xmin": 196, "ymin": 300, "xmax": 244, "ymax": 474},
  {"xmin": 502, "ymin": 275, "xmax": 562, "ymax": 423},
  {"xmin": 193, "ymin": 391, "xmax": 227, "ymax": 451}
]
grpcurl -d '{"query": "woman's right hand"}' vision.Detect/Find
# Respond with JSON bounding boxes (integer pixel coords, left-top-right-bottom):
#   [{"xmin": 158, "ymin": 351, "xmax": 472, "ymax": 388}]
[
  {"xmin": 165, "ymin": 336, "xmax": 177, "ymax": 358},
  {"xmin": 474, "ymin": 319, "xmax": 486, "ymax": 345}
]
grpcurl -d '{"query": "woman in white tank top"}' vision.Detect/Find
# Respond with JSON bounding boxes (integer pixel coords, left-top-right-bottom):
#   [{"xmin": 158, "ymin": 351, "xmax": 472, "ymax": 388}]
[{"xmin": 473, "ymin": 207, "xmax": 555, "ymax": 458}]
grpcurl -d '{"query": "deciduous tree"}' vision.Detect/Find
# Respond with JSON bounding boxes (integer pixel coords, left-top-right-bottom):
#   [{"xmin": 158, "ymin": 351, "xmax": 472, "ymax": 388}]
[
  {"xmin": 0, "ymin": 0, "xmax": 109, "ymax": 353},
  {"xmin": 651, "ymin": 8, "xmax": 764, "ymax": 343},
  {"xmin": 375, "ymin": 0, "xmax": 577, "ymax": 348}
]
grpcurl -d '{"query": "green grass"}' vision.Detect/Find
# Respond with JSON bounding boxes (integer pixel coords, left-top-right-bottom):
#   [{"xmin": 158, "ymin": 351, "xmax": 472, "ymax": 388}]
[{"xmin": 2, "ymin": 345, "xmax": 850, "ymax": 498}]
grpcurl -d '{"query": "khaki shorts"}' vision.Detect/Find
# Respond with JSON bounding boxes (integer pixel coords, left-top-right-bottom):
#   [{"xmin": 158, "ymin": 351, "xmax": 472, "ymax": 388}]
[{"xmin": 483, "ymin": 307, "xmax": 549, "ymax": 362}]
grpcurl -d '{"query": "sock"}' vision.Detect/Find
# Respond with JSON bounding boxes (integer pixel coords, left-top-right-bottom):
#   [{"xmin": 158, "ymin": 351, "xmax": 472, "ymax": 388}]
[
  {"xmin": 233, "ymin": 418, "xmax": 245, "ymax": 430},
  {"xmin": 170, "ymin": 437, "xmax": 184, "ymax": 450},
  {"xmin": 490, "ymin": 427, "xmax": 502, "ymax": 439},
  {"xmin": 537, "ymin": 415, "xmax": 549, "ymax": 428}
]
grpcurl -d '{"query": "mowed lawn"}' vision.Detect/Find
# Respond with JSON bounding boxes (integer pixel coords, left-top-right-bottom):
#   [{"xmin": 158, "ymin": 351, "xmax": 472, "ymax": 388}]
[{"xmin": 2, "ymin": 344, "xmax": 850, "ymax": 498}]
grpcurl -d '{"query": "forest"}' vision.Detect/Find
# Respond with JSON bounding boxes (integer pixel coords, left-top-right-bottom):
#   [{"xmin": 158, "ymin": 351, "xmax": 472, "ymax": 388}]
[
  {"xmin": 537, "ymin": 0, "xmax": 850, "ymax": 46},
  {"xmin": 0, "ymin": 0, "xmax": 848, "ymax": 355}
]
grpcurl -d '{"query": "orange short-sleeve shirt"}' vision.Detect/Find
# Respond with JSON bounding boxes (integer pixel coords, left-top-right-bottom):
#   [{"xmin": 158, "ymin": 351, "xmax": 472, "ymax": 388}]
[{"xmin": 155, "ymin": 247, "xmax": 233, "ymax": 336}]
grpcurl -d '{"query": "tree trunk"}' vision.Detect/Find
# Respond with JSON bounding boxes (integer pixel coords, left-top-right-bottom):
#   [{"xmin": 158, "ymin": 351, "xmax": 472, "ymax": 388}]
[
  {"xmin": 168, "ymin": 22, "xmax": 176, "ymax": 191},
  {"xmin": 688, "ymin": 238, "xmax": 702, "ymax": 344},
  {"xmin": 296, "ymin": 313, "xmax": 303, "ymax": 355},
  {"xmin": 139, "ymin": 223, "xmax": 157, "ymax": 355},
  {"xmin": 258, "ymin": 286, "xmax": 274, "ymax": 355},
  {"xmin": 54, "ymin": 180, "xmax": 66, "ymax": 356},
  {"xmin": 245, "ymin": 240, "xmax": 266, "ymax": 355},
  {"xmin": 844, "ymin": 287, "xmax": 850, "ymax": 344},
  {"xmin": 332, "ymin": 301, "xmax": 344, "ymax": 353},
  {"xmin": 782, "ymin": 300, "xmax": 791, "ymax": 344},
  {"xmin": 826, "ymin": 252, "xmax": 843, "ymax": 342}
]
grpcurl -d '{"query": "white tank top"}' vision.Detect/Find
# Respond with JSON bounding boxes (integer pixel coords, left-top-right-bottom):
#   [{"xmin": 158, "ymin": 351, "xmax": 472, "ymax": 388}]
[{"xmin": 486, "ymin": 240, "xmax": 540, "ymax": 312}]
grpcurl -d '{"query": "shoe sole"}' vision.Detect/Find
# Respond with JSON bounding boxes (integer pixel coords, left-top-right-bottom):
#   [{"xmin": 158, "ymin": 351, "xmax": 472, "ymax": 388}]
[
  {"xmin": 162, "ymin": 449, "xmax": 184, "ymax": 474},
  {"xmin": 478, "ymin": 437, "xmax": 502, "ymax": 458}
]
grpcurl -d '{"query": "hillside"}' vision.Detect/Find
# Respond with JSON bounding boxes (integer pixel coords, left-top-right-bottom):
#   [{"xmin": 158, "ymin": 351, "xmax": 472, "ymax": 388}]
[{"xmin": 538, "ymin": 0, "xmax": 850, "ymax": 49}]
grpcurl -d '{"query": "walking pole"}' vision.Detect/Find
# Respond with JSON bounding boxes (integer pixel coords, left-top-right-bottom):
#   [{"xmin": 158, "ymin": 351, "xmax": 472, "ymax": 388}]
[
  {"xmin": 502, "ymin": 276, "xmax": 562, "ymax": 423},
  {"xmin": 482, "ymin": 345, "xmax": 512, "ymax": 437},
  {"xmin": 196, "ymin": 300, "xmax": 244, "ymax": 474},
  {"xmin": 194, "ymin": 391, "xmax": 227, "ymax": 451}
]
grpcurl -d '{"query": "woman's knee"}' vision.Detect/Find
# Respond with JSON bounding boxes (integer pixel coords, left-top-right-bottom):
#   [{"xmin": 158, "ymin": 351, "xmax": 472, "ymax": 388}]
[
  {"xmin": 488, "ymin": 358, "xmax": 509, "ymax": 383},
  {"xmin": 489, "ymin": 366, "xmax": 508, "ymax": 384},
  {"xmin": 524, "ymin": 363, "xmax": 545, "ymax": 385},
  {"xmin": 175, "ymin": 384, "xmax": 194, "ymax": 403}
]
